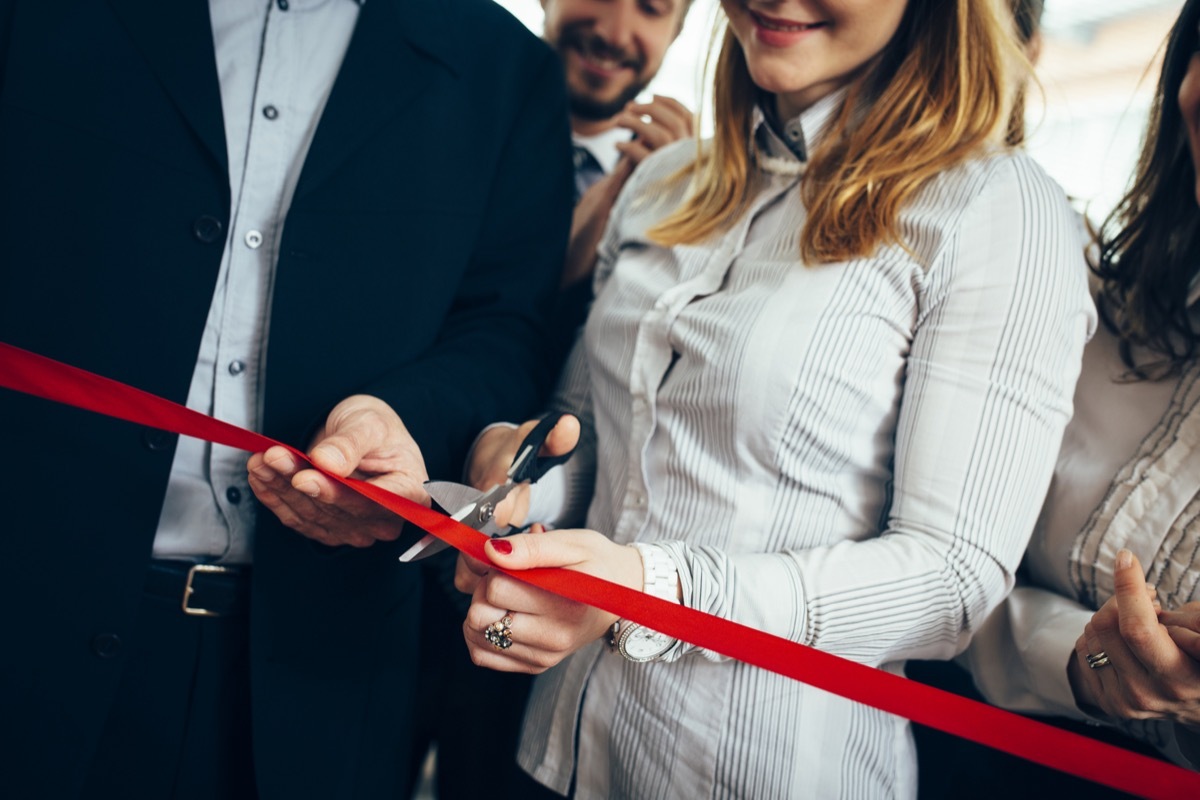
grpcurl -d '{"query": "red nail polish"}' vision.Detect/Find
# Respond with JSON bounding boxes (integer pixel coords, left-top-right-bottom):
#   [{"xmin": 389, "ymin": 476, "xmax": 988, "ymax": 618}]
[{"xmin": 491, "ymin": 539, "xmax": 513, "ymax": 555}]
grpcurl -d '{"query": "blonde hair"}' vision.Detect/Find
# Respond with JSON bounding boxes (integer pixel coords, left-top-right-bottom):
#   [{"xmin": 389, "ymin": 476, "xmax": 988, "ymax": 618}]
[{"xmin": 649, "ymin": 0, "xmax": 1024, "ymax": 264}]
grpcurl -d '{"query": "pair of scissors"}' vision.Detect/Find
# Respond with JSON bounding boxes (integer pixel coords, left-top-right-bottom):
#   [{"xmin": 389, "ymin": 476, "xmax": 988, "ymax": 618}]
[{"xmin": 397, "ymin": 413, "xmax": 576, "ymax": 562}]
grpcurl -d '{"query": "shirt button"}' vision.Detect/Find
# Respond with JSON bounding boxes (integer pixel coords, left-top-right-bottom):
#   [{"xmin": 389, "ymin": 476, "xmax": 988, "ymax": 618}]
[
  {"xmin": 633, "ymin": 493, "xmax": 646, "ymax": 507},
  {"xmin": 192, "ymin": 215, "xmax": 224, "ymax": 244},
  {"xmin": 262, "ymin": 105, "xmax": 279, "ymax": 120},
  {"xmin": 277, "ymin": 0, "xmax": 289, "ymax": 9},
  {"xmin": 91, "ymin": 633, "xmax": 122, "ymax": 659},
  {"xmin": 226, "ymin": 486, "xmax": 243, "ymax": 504},
  {"xmin": 244, "ymin": 230, "xmax": 263, "ymax": 249},
  {"xmin": 228, "ymin": 360, "xmax": 246, "ymax": 376}
]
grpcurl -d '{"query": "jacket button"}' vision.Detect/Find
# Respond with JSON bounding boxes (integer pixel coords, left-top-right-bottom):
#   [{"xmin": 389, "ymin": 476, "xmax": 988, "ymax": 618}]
[
  {"xmin": 142, "ymin": 428, "xmax": 175, "ymax": 451},
  {"xmin": 91, "ymin": 633, "xmax": 122, "ymax": 659},
  {"xmin": 192, "ymin": 215, "xmax": 225, "ymax": 244}
]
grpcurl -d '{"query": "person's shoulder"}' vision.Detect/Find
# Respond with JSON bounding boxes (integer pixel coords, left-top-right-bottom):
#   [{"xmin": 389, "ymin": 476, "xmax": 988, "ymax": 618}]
[
  {"xmin": 439, "ymin": 0, "xmax": 552, "ymax": 60},
  {"xmin": 900, "ymin": 148, "xmax": 1083, "ymax": 275},
  {"xmin": 392, "ymin": 0, "xmax": 553, "ymax": 83},
  {"xmin": 625, "ymin": 138, "xmax": 700, "ymax": 194},
  {"xmin": 907, "ymin": 147, "xmax": 1074, "ymax": 233},
  {"xmin": 605, "ymin": 139, "xmax": 701, "ymax": 242},
  {"xmin": 954, "ymin": 148, "xmax": 1068, "ymax": 205}
]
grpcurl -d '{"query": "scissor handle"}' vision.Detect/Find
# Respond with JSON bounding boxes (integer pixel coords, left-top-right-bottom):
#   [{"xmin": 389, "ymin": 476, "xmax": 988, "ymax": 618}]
[{"xmin": 507, "ymin": 412, "xmax": 577, "ymax": 484}]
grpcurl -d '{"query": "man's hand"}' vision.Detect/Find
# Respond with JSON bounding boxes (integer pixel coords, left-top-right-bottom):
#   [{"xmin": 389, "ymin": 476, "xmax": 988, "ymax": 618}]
[
  {"xmin": 1068, "ymin": 549, "xmax": 1200, "ymax": 730},
  {"xmin": 561, "ymin": 94, "xmax": 693, "ymax": 290},
  {"xmin": 613, "ymin": 94, "xmax": 694, "ymax": 166},
  {"xmin": 247, "ymin": 394, "xmax": 429, "ymax": 548}
]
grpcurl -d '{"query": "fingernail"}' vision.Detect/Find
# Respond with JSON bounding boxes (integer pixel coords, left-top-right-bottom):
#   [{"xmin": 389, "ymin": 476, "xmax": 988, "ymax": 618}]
[
  {"xmin": 313, "ymin": 445, "xmax": 346, "ymax": 470},
  {"xmin": 252, "ymin": 465, "xmax": 274, "ymax": 481},
  {"xmin": 1117, "ymin": 549, "xmax": 1133, "ymax": 570},
  {"xmin": 491, "ymin": 539, "xmax": 513, "ymax": 555},
  {"xmin": 296, "ymin": 481, "xmax": 320, "ymax": 498}
]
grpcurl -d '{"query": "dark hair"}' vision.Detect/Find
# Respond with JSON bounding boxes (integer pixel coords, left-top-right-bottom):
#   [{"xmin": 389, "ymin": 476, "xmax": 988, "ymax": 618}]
[
  {"xmin": 1093, "ymin": 0, "xmax": 1200, "ymax": 378},
  {"xmin": 1004, "ymin": 0, "xmax": 1044, "ymax": 146},
  {"xmin": 1012, "ymin": 0, "xmax": 1044, "ymax": 46}
]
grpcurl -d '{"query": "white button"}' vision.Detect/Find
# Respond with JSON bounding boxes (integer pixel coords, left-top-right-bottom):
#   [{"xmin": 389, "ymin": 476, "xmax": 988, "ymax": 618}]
[
  {"xmin": 228, "ymin": 360, "xmax": 246, "ymax": 376},
  {"xmin": 244, "ymin": 230, "xmax": 263, "ymax": 249},
  {"xmin": 633, "ymin": 493, "xmax": 646, "ymax": 507}
]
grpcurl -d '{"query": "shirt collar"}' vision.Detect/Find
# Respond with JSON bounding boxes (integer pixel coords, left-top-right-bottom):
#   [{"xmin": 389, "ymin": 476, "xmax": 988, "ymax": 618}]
[
  {"xmin": 751, "ymin": 87, "xmax": 853, "ymax": 173},
  {"xmin": 572, "ymin": 126, "xmax": 633, "ymax": 176}
]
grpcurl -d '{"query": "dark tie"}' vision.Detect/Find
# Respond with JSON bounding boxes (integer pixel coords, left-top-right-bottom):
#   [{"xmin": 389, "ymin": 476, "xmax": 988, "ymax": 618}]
[{"xmin": 572, "ymin": 145, "xmax": 605, "ymax": 203}]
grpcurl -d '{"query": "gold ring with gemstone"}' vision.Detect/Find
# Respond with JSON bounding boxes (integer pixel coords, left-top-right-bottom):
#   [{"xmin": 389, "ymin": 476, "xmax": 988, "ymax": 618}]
[{"xmin": 485, "ymin": 613, "xmax": 514, "ymax": 650}]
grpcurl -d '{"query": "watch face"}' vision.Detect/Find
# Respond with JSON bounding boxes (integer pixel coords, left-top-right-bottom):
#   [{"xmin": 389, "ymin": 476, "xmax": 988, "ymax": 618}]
[{"xmin": 620, "ymin": 625, "xmax": 673, "ymax": 662}]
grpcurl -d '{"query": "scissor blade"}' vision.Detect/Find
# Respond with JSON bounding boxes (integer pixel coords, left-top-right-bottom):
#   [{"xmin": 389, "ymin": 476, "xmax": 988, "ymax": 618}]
[
  {"xmin": 397, "ymin": 481, "xmax": 521, "ymax": 562},
  {"xmin": 425, "ymin": 480, "xmax": 486, "ymax": 518},
  {"xmin": 397, "ymin": 481, "xmax": 484, "ymax": 563}
]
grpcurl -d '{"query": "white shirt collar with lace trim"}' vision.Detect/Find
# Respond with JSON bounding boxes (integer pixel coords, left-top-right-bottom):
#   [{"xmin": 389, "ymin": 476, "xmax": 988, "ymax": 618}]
[{"xmin": 751, "ymin": 88, "xmax": 849, "ymax": 170}]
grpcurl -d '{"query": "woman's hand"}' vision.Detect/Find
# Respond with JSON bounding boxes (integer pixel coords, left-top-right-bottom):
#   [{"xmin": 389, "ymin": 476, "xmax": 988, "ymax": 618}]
[
  {"xmin": 459, "ymin": 529, "xmax": 644, "ymax": 674},
  {"xmin": 465, "ymin": 414, "xmax": 580, "ymax": 529},
  {"xmin": 1069, "ymin": 549, "xmax": 1200, "ymax": 730}
]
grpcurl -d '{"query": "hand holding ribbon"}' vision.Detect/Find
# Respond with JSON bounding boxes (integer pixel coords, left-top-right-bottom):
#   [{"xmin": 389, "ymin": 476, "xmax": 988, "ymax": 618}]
[{"xmin": 248, "ymin": 394, "xmax": 430, "ymax": 548}]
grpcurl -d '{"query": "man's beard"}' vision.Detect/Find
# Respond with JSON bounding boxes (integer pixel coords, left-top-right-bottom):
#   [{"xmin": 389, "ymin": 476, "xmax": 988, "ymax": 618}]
[
  {"xmin": 568, "ymin": 80, "xmax": 649, "ymax": 121},
  {"xmin": 555, "ymin": 23, "xmax": 651, "ymax": 122}
]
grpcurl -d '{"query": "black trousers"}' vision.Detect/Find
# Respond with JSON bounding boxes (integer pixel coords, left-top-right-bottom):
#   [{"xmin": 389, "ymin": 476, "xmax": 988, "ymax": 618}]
[{"xmin": 81, "ymin": 577, "xmax": 256, "ymax": 799}]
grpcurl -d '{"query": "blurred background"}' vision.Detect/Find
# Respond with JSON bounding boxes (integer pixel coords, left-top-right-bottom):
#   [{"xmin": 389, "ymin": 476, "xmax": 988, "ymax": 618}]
[{"xmin": 497, "ymin": 0, "xmax": 1183, "ymax": 227}]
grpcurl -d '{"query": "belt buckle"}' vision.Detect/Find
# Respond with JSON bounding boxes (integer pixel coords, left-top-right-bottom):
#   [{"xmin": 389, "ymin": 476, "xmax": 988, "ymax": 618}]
[{"xmin": 182, "ymin": 563, "xmax": 230, "ymax": 617}]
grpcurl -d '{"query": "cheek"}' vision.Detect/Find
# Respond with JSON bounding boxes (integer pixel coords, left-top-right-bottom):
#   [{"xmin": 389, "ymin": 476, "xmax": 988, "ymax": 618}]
[
  {"xmin": 1180, "ymin": 59, "xmax": 1200, "ymax": 181},
  {"xmin": 1180, "ymin": 58, "xmax": 1200, "ymax": 123}
]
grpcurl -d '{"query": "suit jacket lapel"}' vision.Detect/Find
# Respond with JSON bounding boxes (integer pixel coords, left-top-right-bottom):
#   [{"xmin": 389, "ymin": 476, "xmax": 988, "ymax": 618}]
[
  {"xmin": 106, "ymin": 0, "xmax": 228, "ymax": 176},
  {"xmin": 293, "ymin": 0, "xmax": 463, "ymax": 201}
]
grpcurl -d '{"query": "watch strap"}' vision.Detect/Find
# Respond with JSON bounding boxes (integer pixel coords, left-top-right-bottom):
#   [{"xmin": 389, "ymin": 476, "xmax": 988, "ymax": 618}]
[{"xmin": 609, "ymin": 543, "xmax": 680, "ymax": 662}]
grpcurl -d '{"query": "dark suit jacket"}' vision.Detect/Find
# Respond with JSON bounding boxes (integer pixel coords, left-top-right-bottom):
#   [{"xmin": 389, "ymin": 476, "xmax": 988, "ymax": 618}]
[{"xmin": 0, "ymin": 0, "xmax": 572, "ymax": 796}]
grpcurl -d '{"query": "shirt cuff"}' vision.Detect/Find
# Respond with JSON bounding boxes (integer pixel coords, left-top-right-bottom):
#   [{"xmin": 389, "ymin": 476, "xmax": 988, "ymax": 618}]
[
  {"xmin": 964, "ymin": 587, "xmax": 1095, "ymax": 721},
  {"xmin": 525, "ymin": 465, "xmax": 569, "ymax": 525}
]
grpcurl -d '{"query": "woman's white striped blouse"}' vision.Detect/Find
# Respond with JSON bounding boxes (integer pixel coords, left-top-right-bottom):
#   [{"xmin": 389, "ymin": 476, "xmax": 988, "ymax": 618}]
[{"xmin": 517, "ymin": 91, "xmax": 1097, "ymax": 799}]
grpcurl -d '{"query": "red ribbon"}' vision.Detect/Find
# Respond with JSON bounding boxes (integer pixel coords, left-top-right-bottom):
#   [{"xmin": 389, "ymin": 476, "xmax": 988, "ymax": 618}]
[{"xmin": 2, "ymin": 339, "xmax": 1197, "ymax": 799}]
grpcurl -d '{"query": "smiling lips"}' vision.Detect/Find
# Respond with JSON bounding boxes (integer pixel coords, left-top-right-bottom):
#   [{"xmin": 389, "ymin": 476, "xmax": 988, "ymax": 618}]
[
  {"xmin": 568, "ymin": 33, "xmax": 641, "ymax": 79},
  {"xmin": 578, "ymin": 48, "xmax": 631, "ymax": 77},
  {"xmin": 750, "ymin": 10, "xmax": 829, "ymax": 46}
]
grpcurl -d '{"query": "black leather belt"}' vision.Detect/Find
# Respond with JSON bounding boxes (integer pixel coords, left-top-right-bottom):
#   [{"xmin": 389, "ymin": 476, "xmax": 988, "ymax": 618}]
[{"xmin": 146, "ymin": 560, "xmax": 251, "ymax": 618}]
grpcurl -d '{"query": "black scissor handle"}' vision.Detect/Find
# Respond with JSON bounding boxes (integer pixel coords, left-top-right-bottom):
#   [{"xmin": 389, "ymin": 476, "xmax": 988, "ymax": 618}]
[{"xmin": 508, "ymin": 412, "xmax": 578, "ymax": 484}]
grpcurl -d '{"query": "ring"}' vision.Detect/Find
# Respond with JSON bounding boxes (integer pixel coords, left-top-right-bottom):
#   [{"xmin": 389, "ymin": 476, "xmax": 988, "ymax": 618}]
[
  {"xmin": 1086, "ymin": 651, "xmax": 1112, "ymax": 670},
  {"xmin": 485, "ymin": 612, "xmax": 515, "ymax": 651}
]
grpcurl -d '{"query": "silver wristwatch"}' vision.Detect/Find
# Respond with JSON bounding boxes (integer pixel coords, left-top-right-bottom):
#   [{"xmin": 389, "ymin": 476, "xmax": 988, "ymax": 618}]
[{"xmin": 610, "ymin": 543, "xmax": 679, "ymax": 663}]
